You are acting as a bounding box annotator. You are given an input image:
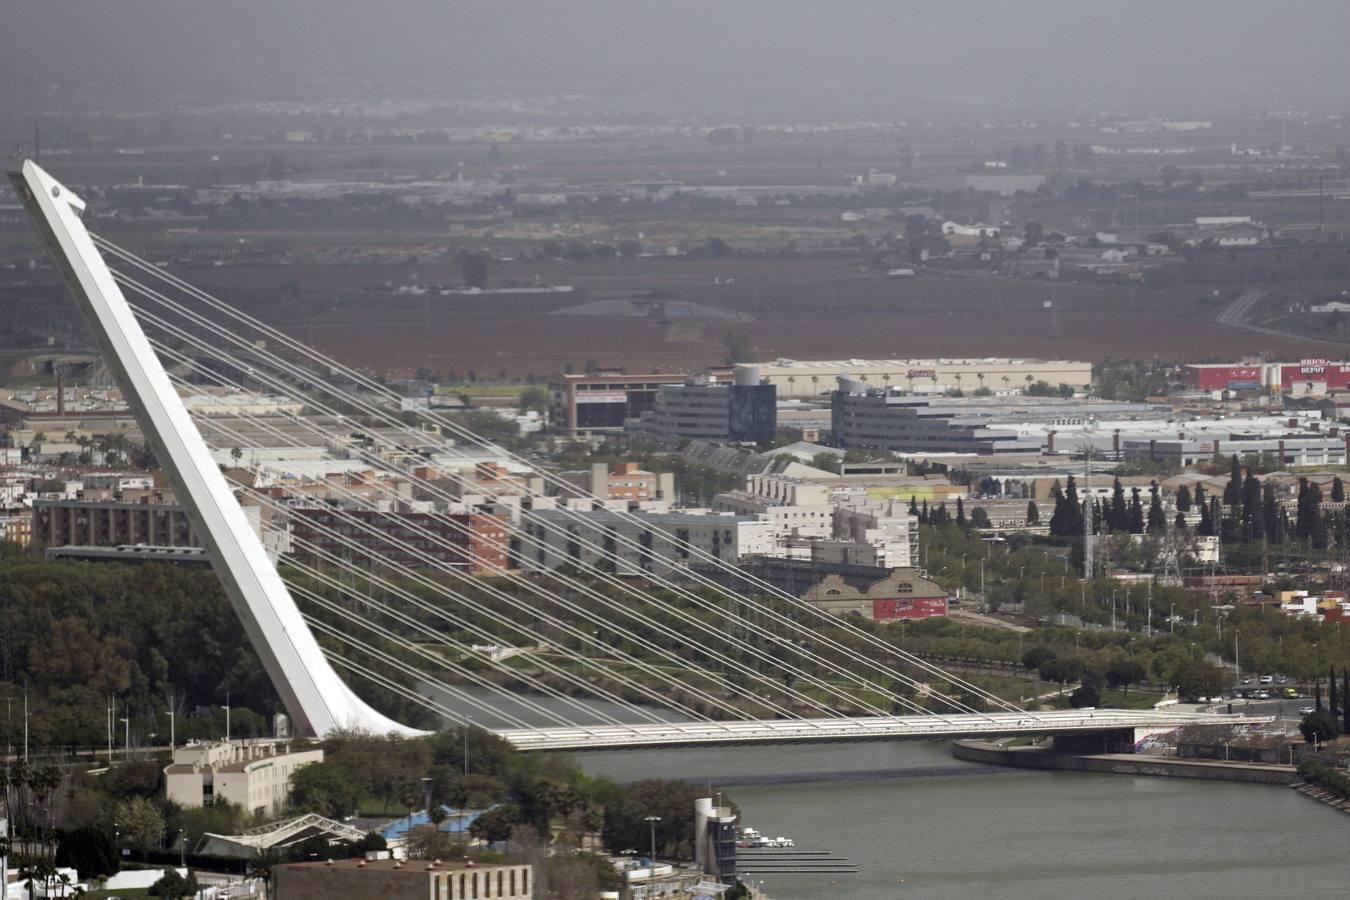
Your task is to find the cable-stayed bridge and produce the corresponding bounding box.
[10,161,1252,749]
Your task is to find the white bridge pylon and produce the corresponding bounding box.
[10,161,419,738]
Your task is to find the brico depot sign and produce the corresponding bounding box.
[907,369,937,378]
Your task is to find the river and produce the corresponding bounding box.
[571,741,1350,900]
[427,686,1350,898]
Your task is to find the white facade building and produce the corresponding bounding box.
[165,740,323,817]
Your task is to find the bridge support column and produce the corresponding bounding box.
[1051,728,1135,755]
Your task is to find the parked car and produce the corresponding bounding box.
[1300,706,1315,715]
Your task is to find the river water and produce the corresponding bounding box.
[571,741,1350,900]
[428,687,1350,898]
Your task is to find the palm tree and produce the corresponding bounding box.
[247,849,280,900]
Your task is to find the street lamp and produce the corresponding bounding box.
[463,715,473,777]
[644,815,662,876]
[119,716,129,760]
[166,708,175,752]
[178,828,186,867]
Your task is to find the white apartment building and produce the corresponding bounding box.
[165,740,323,817]
[832,497,919,568]
[711,474,834,540]
[713,474,919,568]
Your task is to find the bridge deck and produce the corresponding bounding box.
[494,709,1264,751]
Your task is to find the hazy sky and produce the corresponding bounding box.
[5,1,1349,114]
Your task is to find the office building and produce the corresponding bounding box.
[831,389,1040,455]
[626,374,776,447]
[549,371,688,438]
[165,741,323,817]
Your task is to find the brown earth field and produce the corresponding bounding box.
[300,307,1348,380]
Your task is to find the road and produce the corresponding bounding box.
[1216,288,1269,326]
[1215,287,1340,346]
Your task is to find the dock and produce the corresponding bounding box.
[737,849,858,875]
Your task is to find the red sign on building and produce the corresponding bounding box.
[873,596,948,620]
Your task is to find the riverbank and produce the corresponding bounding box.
[952,739,1298,785]
[1293,780,1350,815]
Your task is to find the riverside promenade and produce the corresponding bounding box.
[953,739,1299,785]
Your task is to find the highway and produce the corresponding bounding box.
[1216,288,1269,326]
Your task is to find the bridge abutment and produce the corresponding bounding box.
[1051,728,1136,755]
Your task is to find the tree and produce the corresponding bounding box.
[1026,500,1039,525]
[1175,485,1192,513]
[1343,667,1350,735]
[115,796,165,851]
[462,252,489,289]
[267,153,287,180]
[1300,710,1341,745]
[1331,665,1341,718]
[1223,455,1242,507]
[1174,660,1225,702]
[149,868,201,898]
[1069,671,1103,708]
[517,385,547,414]
[56,826,119,879]
[1263,482,1281,544]
[1039,657,1084,695]
[601,779,703,861]
[1108,478,1127,532]
[1106,659,1147,700]
[247,849,281,900]
[955,497,967,528]
[470,804,521,846]
[1147,487,1167,535]
[289,761,363,818]
[722,332,751,364]
[230,445,243,466]
[1022,221,1044,247]
[1335,477,1346,503]
[1128,487,1145,534]
[1022,646,1056,672]
[969,507,992,529]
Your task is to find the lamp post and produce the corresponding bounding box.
[119,716,129,761]
[644,815,661,877]
[463,716,472,777]
[166,708,175,752]
[178,828,186,867]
